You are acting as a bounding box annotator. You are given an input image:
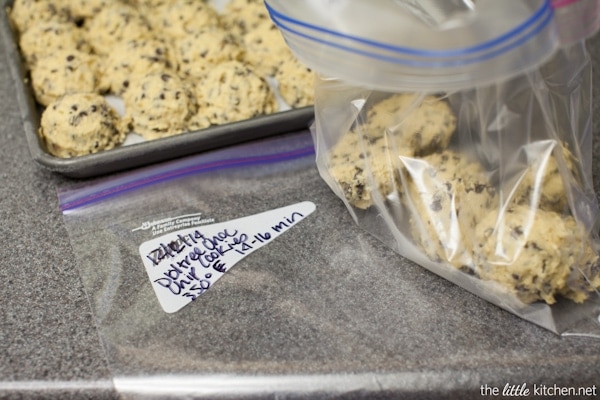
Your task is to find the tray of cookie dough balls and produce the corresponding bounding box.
[0,0,315,178]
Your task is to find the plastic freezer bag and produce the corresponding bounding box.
[267,0,600,335]
[57,131,330,377]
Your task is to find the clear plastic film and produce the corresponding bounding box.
[265,0,558,91]
[267,0,600,335]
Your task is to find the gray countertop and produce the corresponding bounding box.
[2,23,600,400]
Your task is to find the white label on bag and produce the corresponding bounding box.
[138,201,316,313]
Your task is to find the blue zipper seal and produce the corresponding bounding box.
[265,0,554,68]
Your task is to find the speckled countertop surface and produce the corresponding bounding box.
[2,18,600,400]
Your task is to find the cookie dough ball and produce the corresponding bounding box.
[9,0,70,33]
[511,141,578,213]
[404,149,497,270]
[83,3,154,56]
[30,49,102,106]
[173,26,244,80]
[100,37,178,95]
[123,72,196,140]
[219,0,271,38]
[18,20,90,69]
[363,93,457,156]
[39,92,125,158]
[275,52,315,108]
[474,205,599,304]
[557,240,600,303]
[194,61,277,125]
[146,0,219,40]
[327,94,457,209]
[242,21,290,77]
[327,129,401,210]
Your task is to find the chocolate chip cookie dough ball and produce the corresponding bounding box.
[100,37,178,95]
[30,49,102,106]
[122,72,196,140]
[242,21,290,77]
[327,128,401,210]
[473,204,599,304]
[219,0,271,38]
[362,93,457,156]
[146,0,219,40]
[327,94,457,210]
[18,20,90,69]
[83,3,154,56]
[39,92,125,158]
[275,52,315,108]
[557,239,600,303]
[193,61,277,126]
[404,149,497,270]
[173,26,245,81]
[510,141,579,213]
[9,0,70,33]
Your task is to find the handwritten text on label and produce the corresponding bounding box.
[138,201,316,313]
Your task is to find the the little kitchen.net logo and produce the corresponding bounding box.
[480,383,597,398]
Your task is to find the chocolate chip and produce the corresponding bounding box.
[459,265,477,276]
[430,196,443,212]
[511,226,524,239]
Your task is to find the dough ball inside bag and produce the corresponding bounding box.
[363,93,457,156]
[474,204,600,305]
[509,140,579,213]
[327,128,402,210]
[402,149,497,271]
[327,93,457,210]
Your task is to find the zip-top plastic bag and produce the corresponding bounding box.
[266,0,600,335]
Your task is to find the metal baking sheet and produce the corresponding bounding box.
[0,0,314,178]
